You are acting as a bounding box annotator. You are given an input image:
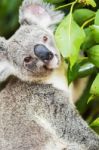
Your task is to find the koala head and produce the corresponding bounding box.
[0,0,64,83]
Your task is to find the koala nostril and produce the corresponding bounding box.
[47,51,53,60]
[34,44,53,62]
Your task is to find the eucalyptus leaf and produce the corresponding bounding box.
[78,62,96,78]
[82,27,96,50]
[90,73,99,96]
[90,118,99,127]
[73,9,95,26]
[85,0,96,7]
[95,10,99,25]
[88,45,99,67]
[91,25,99,43]
[67,62,80,84]
[67,59,96,84]
[78,0,96,7]
[55,13,85,68]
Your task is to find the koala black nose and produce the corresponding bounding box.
[34,44,53,62]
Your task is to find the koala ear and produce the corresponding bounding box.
[19,0,64,28]
[0,37,14,82]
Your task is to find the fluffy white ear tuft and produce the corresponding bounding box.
[19,0,64,28]
[0,61,15,83]
[0,37,14,82]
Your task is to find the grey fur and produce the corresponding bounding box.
[0,79,99,150]
[0,0,99,149]
[19,0,64,28]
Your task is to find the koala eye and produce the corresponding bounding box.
[43,36,48,42]
[24,56,33,63]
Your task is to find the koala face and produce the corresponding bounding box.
[0,0,64,82]
[7,25,60,81]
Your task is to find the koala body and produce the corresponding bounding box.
[1,77,99,150]
[0,0,99,150]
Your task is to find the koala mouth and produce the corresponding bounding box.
[23,56,55,73]
[43,54,60,70]
[43,65,53,71]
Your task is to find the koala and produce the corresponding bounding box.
[0,0,99,150]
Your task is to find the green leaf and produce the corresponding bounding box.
[67,62,80,84]
[82,25,99,50]
[85,0,96,7]
[73,9,95,26]
[87,45,99,67]
[67,59,96,84]
[90,74,99,96]
[82,27,96,50]
[87,94,95,103]
[90,118,99,127]
[55,13,85,68]
[91,25,99,44]
[78,0,96,7]
[95,10,99,25]
[78,62,96,78]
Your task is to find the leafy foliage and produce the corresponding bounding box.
[0,0,22,38]
[51,0,99,132]
[55,13,85,68]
